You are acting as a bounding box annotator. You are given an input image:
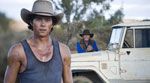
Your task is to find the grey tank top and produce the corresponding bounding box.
[18,40,63,83]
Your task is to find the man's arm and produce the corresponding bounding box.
[76,42,86,53]
[59,43,73,83]
[93,40,99,51]
[4,44,22,83]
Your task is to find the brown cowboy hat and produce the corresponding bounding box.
[21,0,64,25]
[80,29,94,38]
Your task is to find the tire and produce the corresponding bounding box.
[73,76,93,83]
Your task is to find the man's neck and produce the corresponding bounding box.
[84,40,89,45]
[32,35,52,46]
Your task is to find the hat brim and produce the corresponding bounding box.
[21,8,64,25]
[80,34,94,38]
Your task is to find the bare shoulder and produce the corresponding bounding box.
[8,43,23,64]
[59,42,71,57]
[59,42,71,65]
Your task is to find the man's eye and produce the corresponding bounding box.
[45,18,51,21]
[35,17,42,20]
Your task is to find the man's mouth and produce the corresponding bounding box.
[39,29,47,31]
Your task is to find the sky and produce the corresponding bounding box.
[0,0,150,21]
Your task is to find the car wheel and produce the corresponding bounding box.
[73,76,93,83]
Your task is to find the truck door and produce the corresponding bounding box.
[119,27,150,80]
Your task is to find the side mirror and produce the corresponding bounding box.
[108,43,120,51]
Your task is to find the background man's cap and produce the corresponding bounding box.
[80,29,94,38]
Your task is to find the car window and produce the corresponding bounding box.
[122,29,134,48]
[135,29,150,48]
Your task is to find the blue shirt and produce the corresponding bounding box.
[76,40,99,53]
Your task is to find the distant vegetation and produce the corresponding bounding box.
[0,0,124,82]
[0,11,32,82]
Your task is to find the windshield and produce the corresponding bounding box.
[110,27,124,44]
[108,27,125,50]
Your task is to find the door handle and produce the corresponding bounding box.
[126,51,131,55]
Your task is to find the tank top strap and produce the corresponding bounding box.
[52,39,60,53]
[52,39,62,63]
[21,40,33,60]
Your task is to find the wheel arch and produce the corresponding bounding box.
[72,66,110,83]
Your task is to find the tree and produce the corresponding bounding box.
[108,8,124,25]
[0,12,11,32]
[52,0,113,45]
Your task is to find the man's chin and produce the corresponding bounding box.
[38,34,49,37]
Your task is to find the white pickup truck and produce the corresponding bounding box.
[71,21,150,83]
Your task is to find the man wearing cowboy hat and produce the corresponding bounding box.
[76,29,99,53]
[4,0,73,83]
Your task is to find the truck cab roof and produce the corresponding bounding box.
[112,21,150,28]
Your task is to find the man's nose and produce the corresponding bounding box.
[41,19,46,26]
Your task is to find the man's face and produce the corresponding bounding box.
[83,34,90,41]
[32,15,53,37]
